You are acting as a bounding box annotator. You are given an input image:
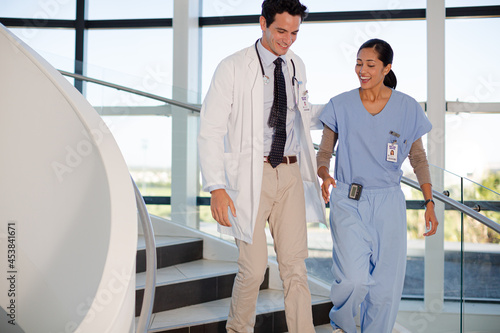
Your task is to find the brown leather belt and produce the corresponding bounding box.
[264,156,297,164]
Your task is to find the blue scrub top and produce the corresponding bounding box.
[320,88,432,189]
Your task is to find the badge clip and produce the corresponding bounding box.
[389,130,400,138]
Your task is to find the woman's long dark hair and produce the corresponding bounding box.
[358,39,397,89]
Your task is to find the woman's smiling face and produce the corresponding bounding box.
[356,47,391,89]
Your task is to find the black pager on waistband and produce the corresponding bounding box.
[348,183,363,201]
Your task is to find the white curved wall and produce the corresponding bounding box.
[0,24,137,333]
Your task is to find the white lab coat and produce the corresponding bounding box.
[198,44,326,243]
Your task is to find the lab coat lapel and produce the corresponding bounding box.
[245,46,265,228]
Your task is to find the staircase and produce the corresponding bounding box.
[135,217,332,332]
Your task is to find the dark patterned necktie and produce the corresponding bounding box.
[268,57,287,168]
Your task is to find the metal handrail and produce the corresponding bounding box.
[59,70,201,113]
[401,176,500,234]
[132,178,157,333]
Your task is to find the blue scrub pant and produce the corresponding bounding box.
[329,181,407,333]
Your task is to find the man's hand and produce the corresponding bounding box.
[210,189,236,227]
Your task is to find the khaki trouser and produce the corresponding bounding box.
[226,162,315,333]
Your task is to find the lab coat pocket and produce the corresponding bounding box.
[223,152,239,190]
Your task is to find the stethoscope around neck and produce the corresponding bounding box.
[254,39,297,87]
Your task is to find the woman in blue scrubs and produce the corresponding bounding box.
[316,39,439,333]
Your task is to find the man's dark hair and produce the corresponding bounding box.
[261,0,308,27]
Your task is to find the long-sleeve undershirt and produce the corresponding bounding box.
[316,125,431,186]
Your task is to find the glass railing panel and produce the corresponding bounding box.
[404,162,500,332]
[442,209,462,295]
[463,215,500,300]
[305,219,334,283]
[82,80,175,219]
[302,147,335,283]
[402,160,430,300]
[462,177,500,331]
[462,175,500,229]
[197,203,216,233]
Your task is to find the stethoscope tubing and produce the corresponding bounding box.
[254,39,297,86]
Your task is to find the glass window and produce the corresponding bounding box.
[88,0,173,19]
[293,20,427,104]
[102,115,172,172]
[201,0,427,17]
[1,0,76,19]
[446,0,500,7]
[8,28,75,72]
[305,0,426,12]
[201,25,260,97]
[86,28,173,105]
[446,18,500,103]
[202,19,426,106]
[202,20,426,104]
[102,114,173,221]
[445,113,500,181]
[202,1,261,17]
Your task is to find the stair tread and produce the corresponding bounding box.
[136,258,237,289]
[310,324,336,333]
[309,323,404,333]
[137,235,201,251]
[146,289,330,331]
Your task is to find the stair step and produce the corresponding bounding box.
[146,289,331,333]
[308,323,406,333]
[136,258,237,288]
[135,258,269,316]
[136,235,203,273]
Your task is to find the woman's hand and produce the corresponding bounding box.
[420,184,439,236]
[321,176,336,204]
[318,166,336,204]
[423,201,439,236]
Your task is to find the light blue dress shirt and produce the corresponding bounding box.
[256,39,300,157]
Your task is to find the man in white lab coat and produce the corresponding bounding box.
[197,1,325,332]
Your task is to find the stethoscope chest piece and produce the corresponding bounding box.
[254,39,295,87]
